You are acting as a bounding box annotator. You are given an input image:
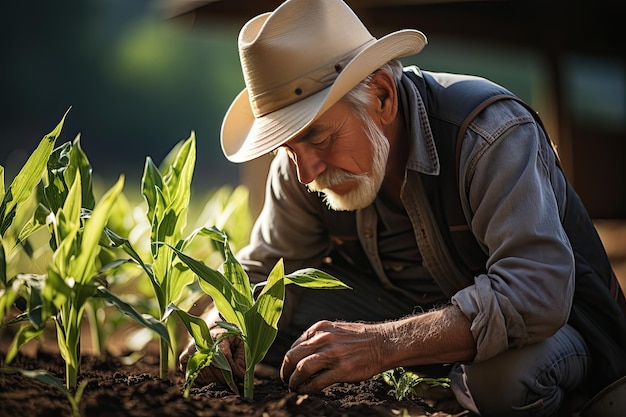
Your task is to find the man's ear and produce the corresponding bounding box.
[368,69,398,125]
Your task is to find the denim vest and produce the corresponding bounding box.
[319,67,626,394]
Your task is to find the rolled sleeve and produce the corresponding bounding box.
[452,101,575,362]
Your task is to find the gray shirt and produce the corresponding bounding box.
[236,68,575,363]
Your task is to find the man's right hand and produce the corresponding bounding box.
[178,328,247,387]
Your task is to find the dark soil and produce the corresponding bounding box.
[0,347,470,417]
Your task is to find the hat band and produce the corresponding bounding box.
[249,40,376,117]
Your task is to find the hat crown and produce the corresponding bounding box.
[238,0,375,116]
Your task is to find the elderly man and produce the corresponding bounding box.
[180,0,626,415]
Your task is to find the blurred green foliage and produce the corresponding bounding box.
[0,0,243,193]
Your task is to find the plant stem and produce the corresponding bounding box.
[159,337,169,379]
[86,303,102,356]
[243,364,254,399]
[66,357,78,389]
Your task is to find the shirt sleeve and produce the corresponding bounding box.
[451,100,575,362]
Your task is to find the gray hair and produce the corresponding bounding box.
[342,59,404,119]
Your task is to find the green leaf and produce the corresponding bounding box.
[244,261,285,366]
[162,134,195,236]
[12,273,51,329]
[68,136,95,210]
[96,286,170,346]
[182,350,212,396]
[44,141,73,213]
[1,367,86,417]
[16,368,68,392]
[168,245,247,329]
[167,260,196,306]
[221,239,254,304]
[0,166,5,204]
[164,303,215,351]
[49,175,82,280]
[0,236,6,287]
[141,157,164,230]
[101,227,165,310]
[71,176,124,285]
[53,316,77,370]
[4,324,44,364]
[42,269,71,314]
[165,303,239,397]
[0,108,69,234]
[182,348,237,397]
[285,268,351,289]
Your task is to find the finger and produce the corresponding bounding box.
[231,338,247,377]
[289,323,329,348]
[207,366,227,386]
[281,333,318,381]
[293,368,339,394]
[286,352,327,391]
[194,365,223,386]
[220,338,246,379]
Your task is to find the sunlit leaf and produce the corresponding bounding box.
[164,303,214,351]
[0,108,69,234]
[70,176,124,285]
[0,236,6,287]
[168,246,245,328]
[244,261,285,366]
[141,157,164,226]
[285,268,352,289]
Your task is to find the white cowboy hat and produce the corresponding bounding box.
[220,0,427,163]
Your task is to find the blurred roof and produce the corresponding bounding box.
[159,0,622,57]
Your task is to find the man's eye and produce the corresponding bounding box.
[311,136,332,149]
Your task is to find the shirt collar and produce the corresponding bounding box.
[398,70,440,176]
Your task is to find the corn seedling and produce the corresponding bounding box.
[0,110,70,329]
[164,226,351,399]
[102,133,211,378]
[2,114,170,390]
[375,367,450,401]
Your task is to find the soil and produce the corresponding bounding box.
[0,346,471,417]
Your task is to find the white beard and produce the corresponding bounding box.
[307,115,389,211]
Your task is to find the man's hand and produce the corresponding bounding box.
[279,320,387,393]
[279,307,477,394]
[178,328,247,386]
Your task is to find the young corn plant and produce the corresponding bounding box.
[164,226,351,399]
[102,133,207,378]
[0,110,69,330]
[2,115,170,390]
[375,367,451,401]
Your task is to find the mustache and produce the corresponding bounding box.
[307,168,364,191]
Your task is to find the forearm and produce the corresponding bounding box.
[379,305,476,370]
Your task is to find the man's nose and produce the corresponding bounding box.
[294,150,326,185]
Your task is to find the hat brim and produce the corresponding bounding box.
[221,29,426,163]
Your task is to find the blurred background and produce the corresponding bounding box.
[1,0,624,268]
[1,0,243,198]
[2,0,624,215]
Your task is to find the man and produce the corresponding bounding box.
[180,0,626,415]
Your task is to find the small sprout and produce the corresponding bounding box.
[375,367,450,401]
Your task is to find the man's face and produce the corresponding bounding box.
[282,100,390,211]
